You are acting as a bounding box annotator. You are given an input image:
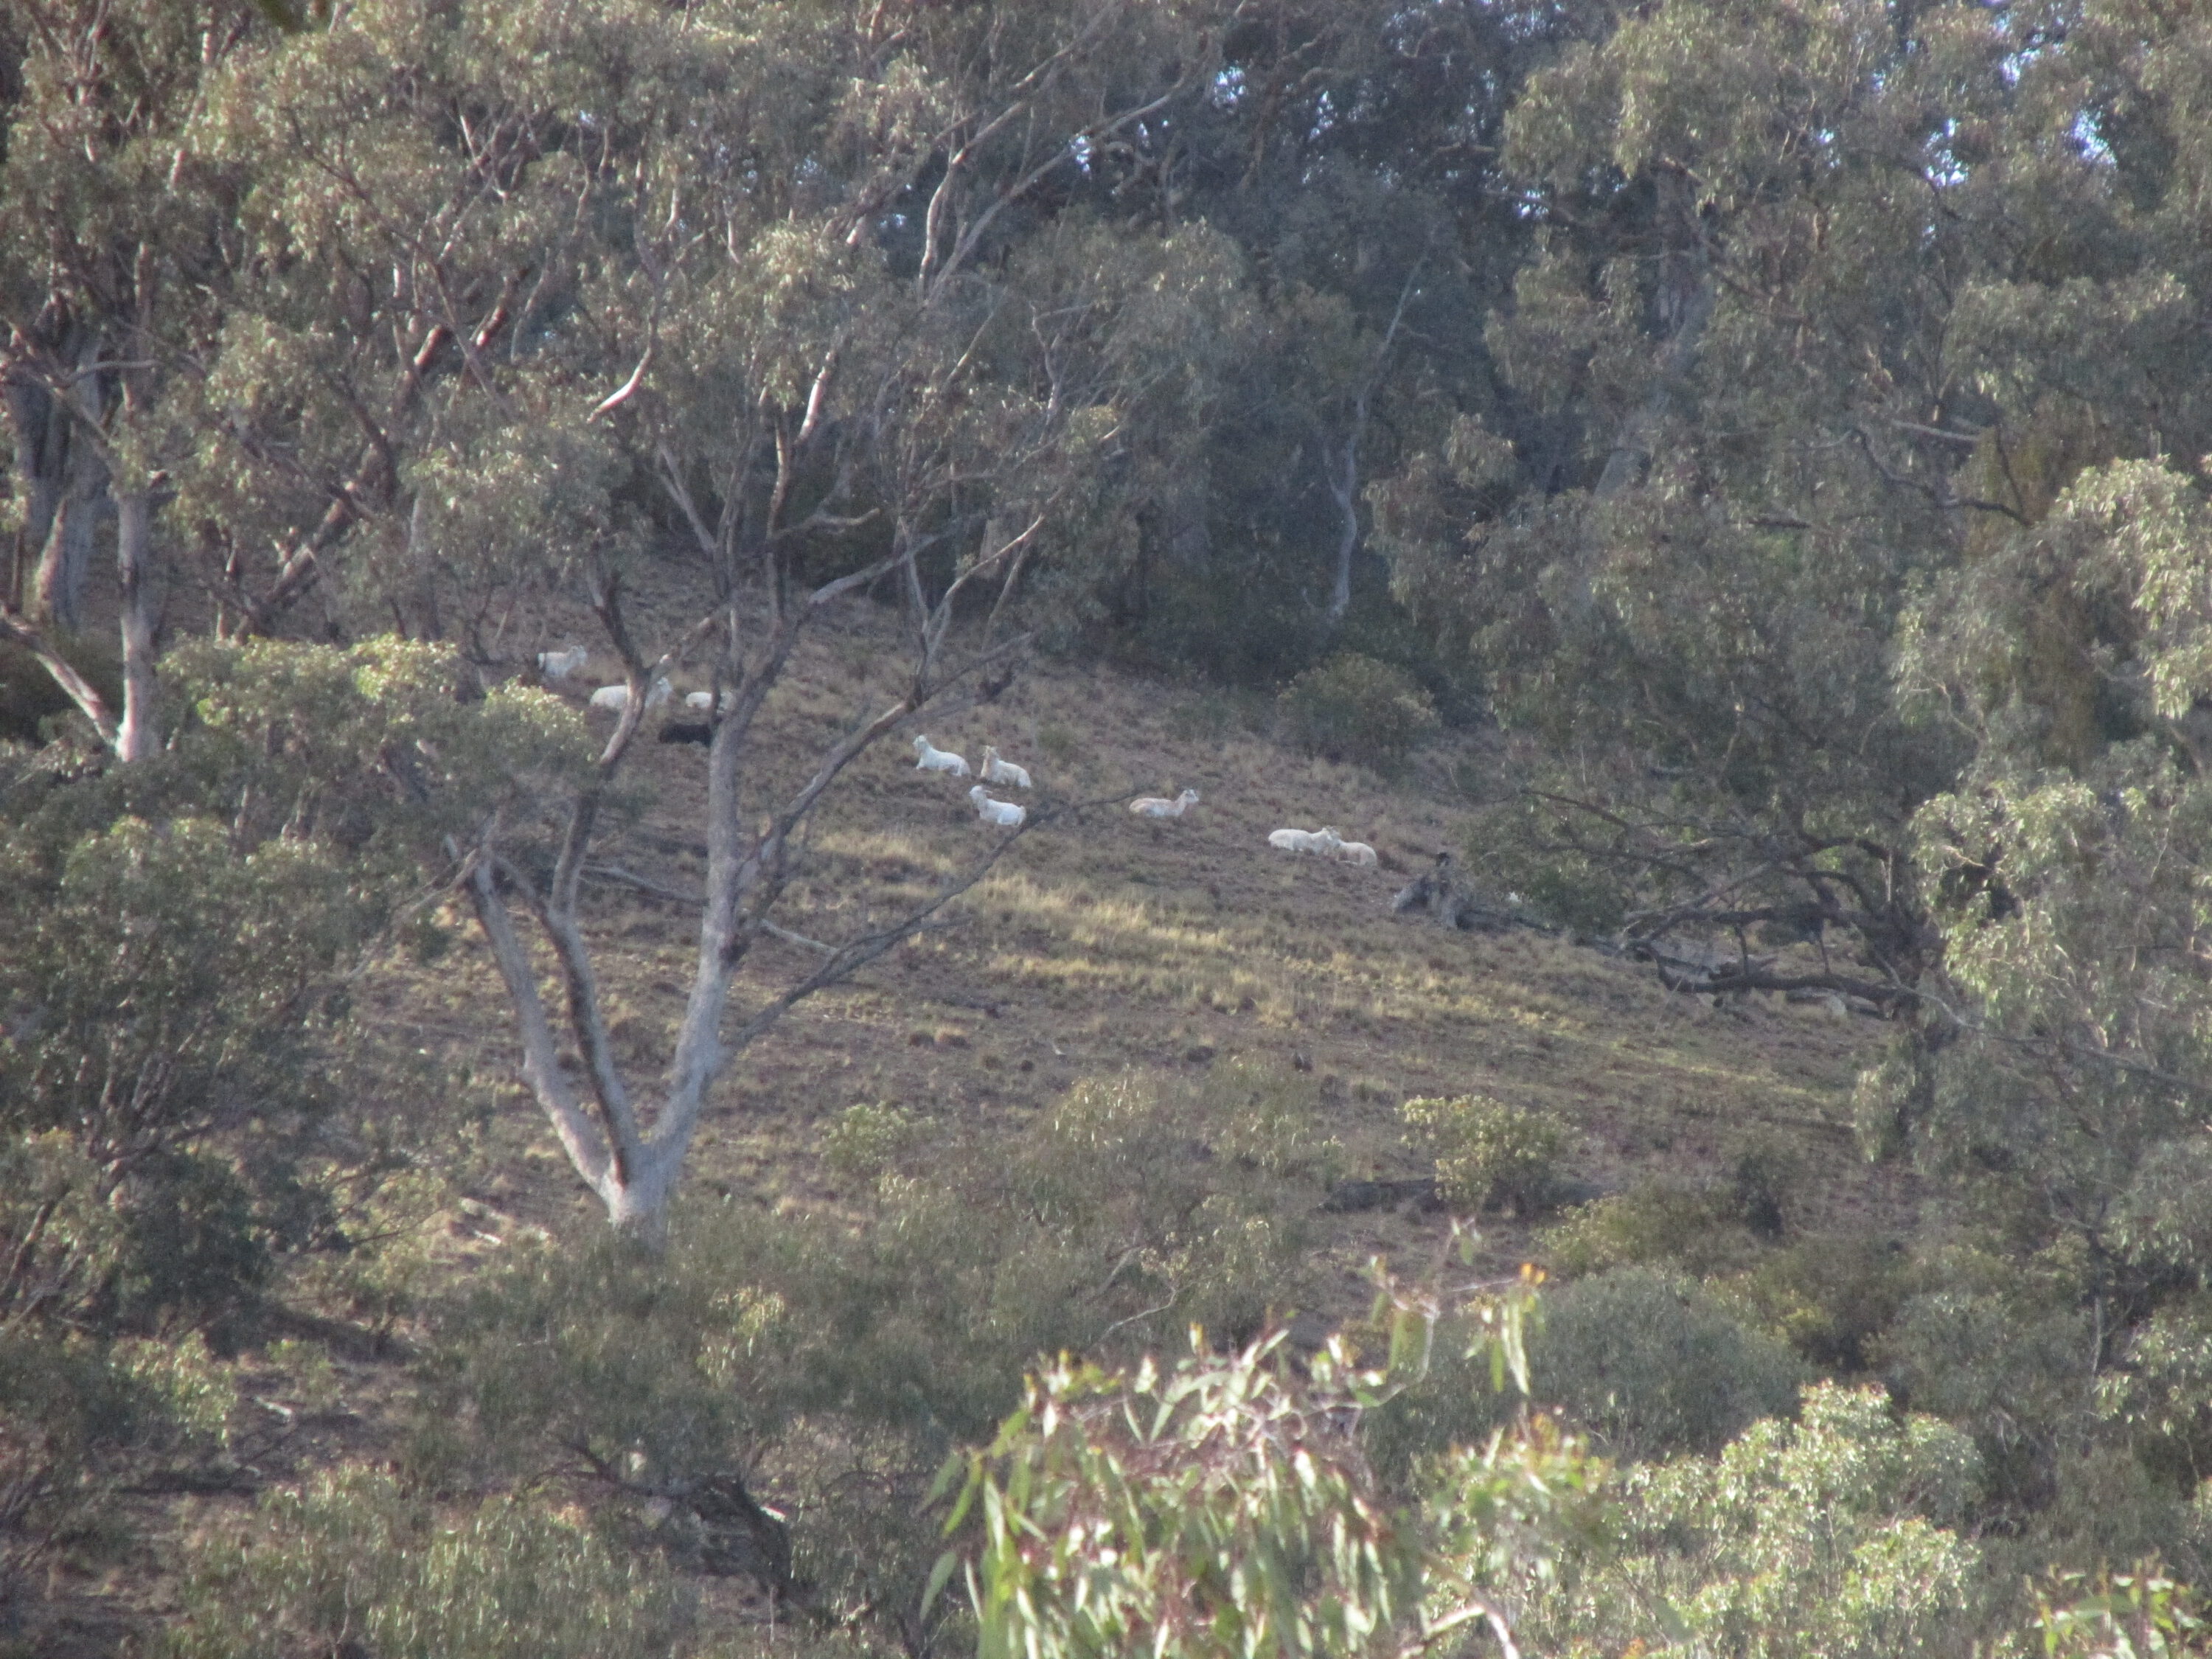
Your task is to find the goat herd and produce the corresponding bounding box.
[908,734,1382,868]
[540,646,1389,870]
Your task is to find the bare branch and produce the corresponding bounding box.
[0,610,118,745]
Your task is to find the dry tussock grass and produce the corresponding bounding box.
[383,588,1907,1312]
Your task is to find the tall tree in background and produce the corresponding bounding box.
[0,0,253,759]
[1373,0,2014,992]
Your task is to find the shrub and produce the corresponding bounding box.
[167,1467,689,1659]
[1539,1181,1756,1279]
[1727,1130,1807,1239]
[1402,1094,1571,1217]
[420,1064,1333,1648]
[1276,653,1438,766]
[1523,1383,1984,1659]
[2038,1562,2211,1659]
[1717,1234,1910,1371]
[944,1284,1597,1659]
[0,1326,236,1610]
[1530,1265,1806,1459]
[821,1102,928,1191]
[1872,1253,2096,1510]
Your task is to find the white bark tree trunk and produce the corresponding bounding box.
[114,490,158,763]
[1321,259,1421,632]
[465,521,1040,1241]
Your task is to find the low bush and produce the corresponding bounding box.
[167,1467,689,1659]
[1871,1248,2097,1512]
[1727,1130,1807,1239]
[1529,1265,1806,1459]
[1523,1383,1985,1659]
[0,1326,235,1613]
[1277,653,1438,767]
[1402,1094,1571,1216]
[418,1063,1335,1647]
[1717,1234,1910,1371]
[1539,1181,1756,1279]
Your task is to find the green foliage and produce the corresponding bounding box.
[945,1338,1426,1659]
[1277,653,1439,767]
[2037,1560,2212,1659]
[939,1277,1599,1659]
[1530,1267,1806,1461]
[1727,1132,1806,1241]
[0,638,576,1337]
[1540,1181,1761,1280]
[2101,1297,2212,1492]
[1717,1236,1910,1374]
[1402,1094,1571,1217]
[167,1467,689,1659]
[0,1326,236,1606]
[821,1102,928,1192]
[422,1064,1334,1635]
[1525,1383,1985,1659]
[1872,1249,2098,1513]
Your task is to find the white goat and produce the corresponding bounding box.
[537,645,589,680]
[1267,826,1343,856]
[1130,788,1200,819]
[684,689,736,714]
[1330,836,1380,868]
[588,677,672,712]
[914,736,973,778]
[981,745,1032,789]
[969,785,1026,827]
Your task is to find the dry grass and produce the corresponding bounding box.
[38,581,1919,1655]
[395,591,1905,1303]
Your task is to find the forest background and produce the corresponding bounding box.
[9,0,2212,1654]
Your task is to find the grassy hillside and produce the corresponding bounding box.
[394,591,1901,1284]
[55,597,1916,1655]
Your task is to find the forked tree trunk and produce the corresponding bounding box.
[465,526,1038,1241]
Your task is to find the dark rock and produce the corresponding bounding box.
[1321,1176,1440,1214]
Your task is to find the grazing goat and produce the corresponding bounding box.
[537,646,589,680]
[981,745,1032,789]
[588,677,672,712]
[969,785,1026,827]
[1268,826,1342,855]
[914,736,972,778]
[1130,788,1200,819]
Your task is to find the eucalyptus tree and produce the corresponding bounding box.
[1370,0,2025,995]
[431,0,1234,1236]
[1860,10,2212,1511]
[1113,0,1590,672]
[0,0,254,759]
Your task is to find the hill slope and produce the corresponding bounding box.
[408,597,1905,1291]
